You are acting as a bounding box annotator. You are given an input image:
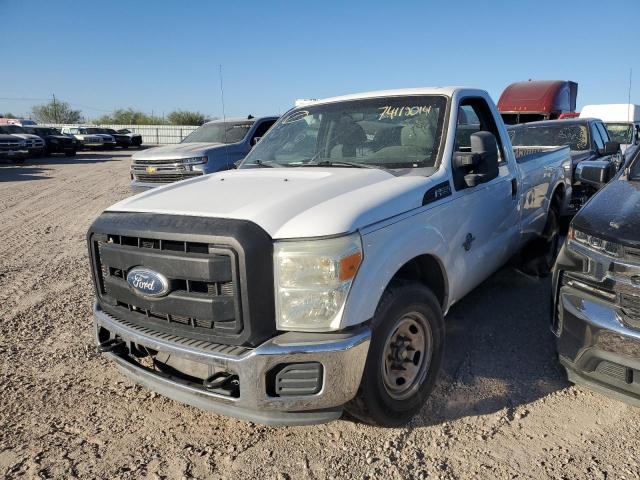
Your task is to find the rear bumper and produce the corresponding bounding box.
[94,303,371,425]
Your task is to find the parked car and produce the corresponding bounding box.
[580,104,640,166]
[87,87,571,426]
[60,127,104,149]
[23,126,78,156]
[78,127,119,149]
[0,118,37,126]
[116,128,143,147]
[499,80,578,125]
[508,118,621,213]
[88,128,133,148]
[0,124,46,157]
[552,152,640,406]
[0,134,28,163]
[129,115,278,190]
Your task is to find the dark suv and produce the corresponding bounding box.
[23,126,78,156]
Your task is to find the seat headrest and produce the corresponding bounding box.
[401,124,431,149]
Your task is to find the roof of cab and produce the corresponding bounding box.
[507,118,599,129]
[204,116,279,125]
[308,86,475,107]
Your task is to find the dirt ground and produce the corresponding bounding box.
[1,151,639,480]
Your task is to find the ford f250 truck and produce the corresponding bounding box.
[88,87,571,426]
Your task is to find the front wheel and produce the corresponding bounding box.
[345,282,445,426]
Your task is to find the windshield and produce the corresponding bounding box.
[182,122,252,144]
[83,128,105,134]
[605,123,633,144]
[509,123,589,151]
[0,125,26,134]
[118,129,131,134]
[241,95,448,170]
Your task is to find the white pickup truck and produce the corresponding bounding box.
[88,87,571,426]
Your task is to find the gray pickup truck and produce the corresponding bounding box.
[129,116,278,191]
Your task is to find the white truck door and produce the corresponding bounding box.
[446,100,520,301]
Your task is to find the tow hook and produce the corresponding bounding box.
[97,338,127,354]
[203,372,240,397]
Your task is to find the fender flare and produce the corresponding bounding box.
[339,224,450,329]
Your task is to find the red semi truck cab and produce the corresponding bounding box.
[498,80,578,125]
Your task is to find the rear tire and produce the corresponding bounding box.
[345,282,445,426]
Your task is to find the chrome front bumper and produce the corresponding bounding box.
[93,303,371,425]
[556,288,640,406]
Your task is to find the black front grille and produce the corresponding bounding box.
[95,234,242,337]
[133,172,202,183]
[88,212,275,346]
[133,158,185,165]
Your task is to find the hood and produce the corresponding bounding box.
[0,134,21,142]
[106,168,433,238]
[9,133,42,141]
[132,142,224,161]
[572,176,640,248]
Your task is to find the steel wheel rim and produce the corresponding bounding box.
[381,311,433,400]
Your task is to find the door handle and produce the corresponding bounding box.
[511,178,518,198]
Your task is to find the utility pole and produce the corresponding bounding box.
[52,93,58,123]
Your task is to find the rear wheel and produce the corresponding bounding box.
[345,282,445,426]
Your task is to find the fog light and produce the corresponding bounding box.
[268,362,323,397]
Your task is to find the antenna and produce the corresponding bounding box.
[219,64,231,169]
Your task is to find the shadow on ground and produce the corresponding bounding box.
[410,267,568,427]
[0,153,121,182]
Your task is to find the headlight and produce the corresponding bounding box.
[274,233,363,331]
[568,226,621,257]
[181,156,208,165]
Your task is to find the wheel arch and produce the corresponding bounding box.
[387,254,449,310]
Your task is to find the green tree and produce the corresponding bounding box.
[94,108,167,125]
[32,100,81,123]
[167,110,206,126]
[0,112,15,118]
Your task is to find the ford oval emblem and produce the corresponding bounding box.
[126,267,170,298]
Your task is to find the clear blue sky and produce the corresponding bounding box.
[1,0,639,120]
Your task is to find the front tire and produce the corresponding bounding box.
[345,282,445,426]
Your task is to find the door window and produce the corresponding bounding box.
[595,122,610,144]
[452,98,506,190]
[252,119,276,142]
[591,123,605,151]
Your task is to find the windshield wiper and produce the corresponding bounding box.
[245,160,284,168]
[302,160,374,169]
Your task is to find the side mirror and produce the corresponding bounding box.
[600,141,620,156]
[251,136,262,146]
[453,131,499,187]
[576,160,615,189]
